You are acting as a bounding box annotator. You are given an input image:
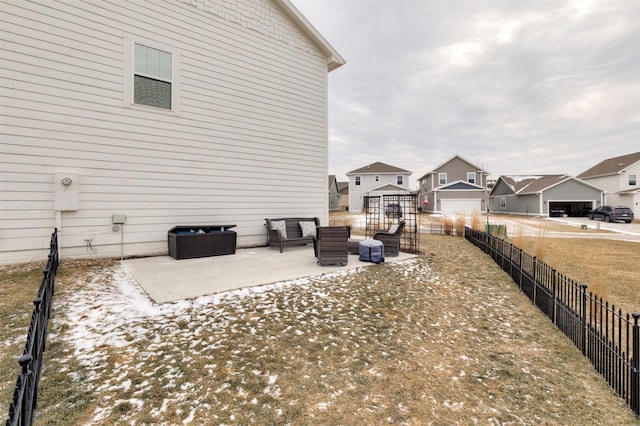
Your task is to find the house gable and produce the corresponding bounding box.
[440,181,485,191]
[369,183,408,192]
[490,177,516,196]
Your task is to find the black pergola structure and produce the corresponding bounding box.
[363,194,418,254]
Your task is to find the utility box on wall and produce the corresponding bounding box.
[54,172,79,211]
[112,214,127,224]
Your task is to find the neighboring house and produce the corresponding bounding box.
[337,181,349,211]
[489,175,604,217]
[577,152,640,218]
[0,0,344,263]
[328,175,340,212]
[417,155,488,216]
[346,162,412,212]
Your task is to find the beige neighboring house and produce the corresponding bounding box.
[0,0,344,263]
[337,181,349,211]
[577,152,640,218]
[346,162,412,212]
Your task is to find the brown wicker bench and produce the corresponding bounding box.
[265,217,320,253]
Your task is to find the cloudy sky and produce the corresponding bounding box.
[291,0,639,186]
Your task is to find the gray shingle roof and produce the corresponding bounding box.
[347,162,411,175]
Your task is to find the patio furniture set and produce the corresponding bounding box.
[267,218,406,266]
[167,219,405,266]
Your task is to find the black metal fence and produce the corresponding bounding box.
[464,226,639,418]
[6,229,59,426]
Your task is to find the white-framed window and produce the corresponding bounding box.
[500,197,506,209]
[134,44,172,109]
[397,175,403,185]
[630,175,637,186]
[439,173,447,185]
[467,172,475,184]
[124,37,180,112]
[355,176,361,186]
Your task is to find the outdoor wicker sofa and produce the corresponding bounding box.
[373,221,405,256]
[315,226,349,266]
[265,217,320,253]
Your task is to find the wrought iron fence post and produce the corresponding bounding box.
[518,248,522,289]
[551,268,557,324]
[581,284,588,356]
[631,312,639,416]
[532,256,537,305]
[18,354,34,426]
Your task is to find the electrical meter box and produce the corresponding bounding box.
[112,214,127,224]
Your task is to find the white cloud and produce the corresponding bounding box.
[293,0,640,181]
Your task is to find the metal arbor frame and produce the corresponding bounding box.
[363,194,418,254]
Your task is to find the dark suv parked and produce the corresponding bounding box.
[385,203,403,218]
[587,206,634,223]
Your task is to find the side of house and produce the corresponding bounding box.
[489,175,604,216]
[328,175,340,211]
[337,181,349,211]
[577,152,640,217]
[0,0,344,263]
[345,162,412,212]
[417,155,488,215]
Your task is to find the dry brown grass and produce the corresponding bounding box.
[2,239,639,425]
[454,211,466,236]
[470,209,482,231]
[0,263,44,409]
[507,237,640,316]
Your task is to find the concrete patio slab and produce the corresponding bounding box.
[124,245,417,303]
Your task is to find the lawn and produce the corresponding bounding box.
[2,236,638,425]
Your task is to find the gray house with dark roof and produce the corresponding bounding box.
[489,175,604,217]
[328,175,340,211]
[417,155,488,216]
[346,162,412,212]
[577,152,640,218]
[337,181,349,211]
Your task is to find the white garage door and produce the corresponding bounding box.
[441,199,481,216]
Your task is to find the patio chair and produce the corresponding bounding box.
[315,226,349,266]
[374,221,405,256]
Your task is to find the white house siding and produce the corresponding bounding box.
[0,0,336,263]
[348,174,410,212]
[440,199,481,217]
[581,166,639,212]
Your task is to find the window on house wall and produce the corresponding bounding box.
[467,172,475,184]
[500,197,506,209]
[397,176,403,185]
[439,173,447,185]
[630,175,637,186]
[134,43,172,109]
[355,176,361,186]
